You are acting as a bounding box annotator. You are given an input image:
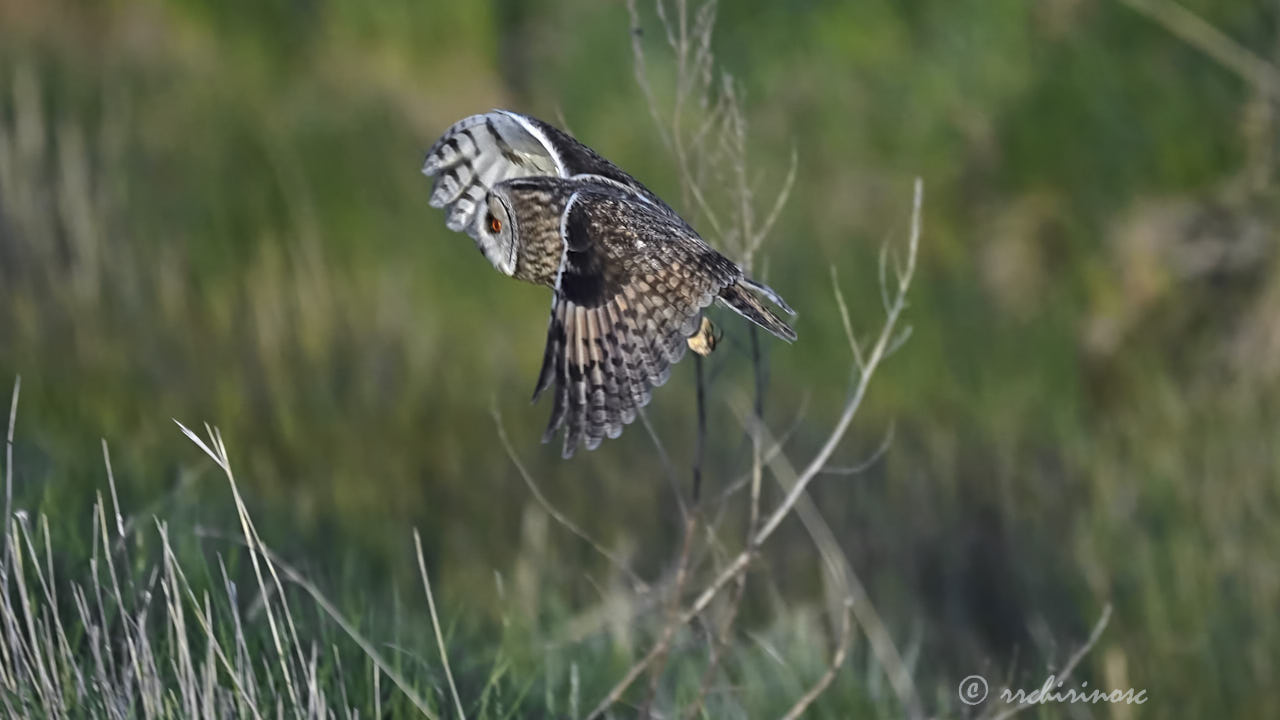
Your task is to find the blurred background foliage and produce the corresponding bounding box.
[1,0,1278,716]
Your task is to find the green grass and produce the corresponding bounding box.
[0,408,938,718]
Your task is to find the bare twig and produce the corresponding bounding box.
[754,178,922,547]
[706,332,770,704]
[631,0,730,240]
[685,330,767,718]
[682,534,748,720]
[709,395,810,509]
[492,406,648,593]
[639,409,689,522]
[831,267,865,372]
[415,530,466,720]
[819,423,894,476]
[780,600,854,720]
[739,408,924,720]
[588,179,925,719]
[751,146,799,259]
[1118,0,1280,97]
[987,604,1113,720]
[587,619,680,720]
[639,510,701,718]
[692,354,708,504]
[607,3,924,717]
[625,0,673,151]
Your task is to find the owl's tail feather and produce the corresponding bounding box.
[718,281,798,342]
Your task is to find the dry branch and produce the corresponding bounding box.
[780,600,854,720]
[986,604,1114,720]
[585,177,925,720]
[493,406,650,593]
[754,178,922,548]
[1119,0,1280,97]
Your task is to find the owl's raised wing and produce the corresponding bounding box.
[532,185,743,458]
[422,110,666,240]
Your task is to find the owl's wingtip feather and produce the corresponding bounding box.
[718,282,798,344]
[740,277,797,316]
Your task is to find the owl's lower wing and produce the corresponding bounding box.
[532,187,742,458]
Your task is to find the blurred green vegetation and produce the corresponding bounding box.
[2,0,1279,716]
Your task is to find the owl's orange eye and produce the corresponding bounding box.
[489,215,503,233]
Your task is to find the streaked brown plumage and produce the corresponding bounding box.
[422,110,796,457]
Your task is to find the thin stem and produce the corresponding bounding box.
[3,376,19,587]
[637,511,700,719]
[1,376,20,691]
[692,353,707,504]
[988,604,1113,720]
[754,178,922,547]
[415,530,466,720]
[780,601,854,720]
[640,409,688,523]
[1118,0,1280,97]
[492,406,648,592]
[587,178,925,720]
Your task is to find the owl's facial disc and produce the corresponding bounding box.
[474,193,517,276]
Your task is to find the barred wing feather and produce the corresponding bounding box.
[532,186,742,458]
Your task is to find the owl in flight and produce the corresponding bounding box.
[422,110,796,458]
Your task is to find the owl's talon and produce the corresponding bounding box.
[687,317,718,357]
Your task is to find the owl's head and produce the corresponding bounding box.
[471,191,518,276]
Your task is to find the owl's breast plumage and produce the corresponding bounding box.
[513,229,562,287]
[505,184,569,287]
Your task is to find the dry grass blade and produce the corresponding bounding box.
[100,439,125,540]
[93,491,149,716]
[156,520,265,719]
[414,529,466,720]
[3,376,20,587]
[175,419,440,718]
[174,419,303,712]
[0,377,20,694]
